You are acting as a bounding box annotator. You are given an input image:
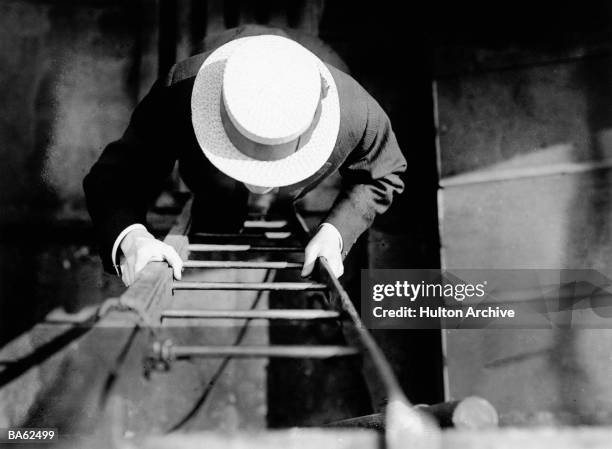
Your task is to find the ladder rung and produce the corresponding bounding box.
[173,281,327,291]
[168,345,359,359]
[183,260,302,269]
[188,244,302,252]
[243,220,288,229]
[161,309,340,320]
[192,232,292,240]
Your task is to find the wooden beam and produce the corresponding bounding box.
[326,397,498,430]
[133,429,379,449]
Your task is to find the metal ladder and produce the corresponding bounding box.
[139,198,440,449]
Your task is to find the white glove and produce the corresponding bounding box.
[119,228,183,286]
[301,223,344,278]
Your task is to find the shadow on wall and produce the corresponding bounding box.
[553,24,612,424]
[0,1,157,221]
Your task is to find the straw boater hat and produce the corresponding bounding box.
[191,35,340,187]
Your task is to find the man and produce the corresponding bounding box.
[84,32,406,286]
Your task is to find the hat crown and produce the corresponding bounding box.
[222,36,321,146]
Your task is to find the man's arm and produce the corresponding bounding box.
[83,73,179,273]
[324,94,407,258]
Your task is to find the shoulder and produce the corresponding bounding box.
[326,64,383,152]
[164,51,213,86]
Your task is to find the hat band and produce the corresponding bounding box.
[220,90,323,162]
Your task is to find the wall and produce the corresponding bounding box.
[0,0,158,362]
[0,0,158,223]
[436,38,612,423]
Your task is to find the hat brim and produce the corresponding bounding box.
[191,35,340,188]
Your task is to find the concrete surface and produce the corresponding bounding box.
[0,0,157,222]
[437,45,612,424]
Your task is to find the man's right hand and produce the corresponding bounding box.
[119,228,183,286]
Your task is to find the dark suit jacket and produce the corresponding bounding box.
[83,40,407,273]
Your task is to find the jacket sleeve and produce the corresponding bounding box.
[323,95,407,258]
[83,73,178,273]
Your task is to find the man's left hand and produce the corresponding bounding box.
[301,224,344,278]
